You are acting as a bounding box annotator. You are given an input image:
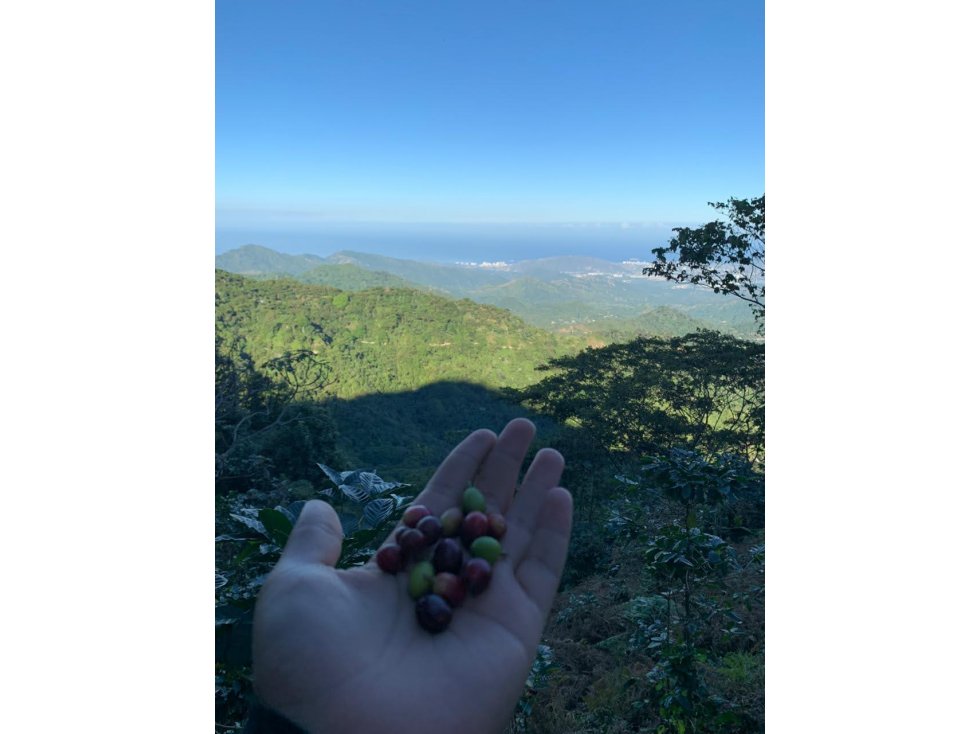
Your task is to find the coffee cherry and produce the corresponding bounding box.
[399,528,427,555]
[461,511,489,545]
[432,572,466,607]
[408,561,435,599]
[440,507,463,537]
[376,543,404,574]
[402,505,431,528]
[470,536,503,565]
[415,594,453,633]
[432,538,464,574]
[463,558,492,596]
[487,512,507,539]
[393,525,407,543]
[416,515,443,544]
[462,486,487,514]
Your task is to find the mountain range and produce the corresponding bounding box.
[216,245,758,339]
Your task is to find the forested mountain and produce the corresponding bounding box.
[294,263,434,292]
[215,269,580,399]
[326,250,512,291]
[217,246,757,338]
[215,244,328,276]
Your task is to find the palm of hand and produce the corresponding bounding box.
[253,420,573,734]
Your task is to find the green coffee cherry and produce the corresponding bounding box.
[469,536,502,565]
[462,486,486,514]
[408,561,435,599]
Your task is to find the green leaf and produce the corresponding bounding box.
[215,604,247,626]
[362,497,394,527]
[230,513,268,538]
[337,511,360,536]
[279,501,307,525]
[259,508,293,546]
[233,539,261,564]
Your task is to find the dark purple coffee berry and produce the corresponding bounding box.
[402,505,431,528]
[461,511,489,545]
[375,543,404,574]
[463,557,492,596]
[416,515,443,544]
[393,525,407,543]
[398,527,426,554]
[432,538,463,574]
[415,594,453,633]
[432,572,466,607]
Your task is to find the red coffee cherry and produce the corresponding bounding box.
[487,512,507,539]
[402,505,431,528]
[461,511,489,545]
[432,572,466,608]
[375,543,404,574]
[398,528,427,554]
[463,557,492,596]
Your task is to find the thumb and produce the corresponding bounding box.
[280,499,344,567]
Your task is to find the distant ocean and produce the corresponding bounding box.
[214,222,685,263]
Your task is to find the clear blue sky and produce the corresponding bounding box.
[216,0,763,259]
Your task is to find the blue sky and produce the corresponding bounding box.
[216,0,763,259]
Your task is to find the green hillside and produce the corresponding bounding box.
[220,246,756,338]
[295,263,436,292]
[326,250,510,292]
[216,244,327,276]
[215,270,582,399]
[562,305,717,341]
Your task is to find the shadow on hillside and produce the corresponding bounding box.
[325,380,565,487]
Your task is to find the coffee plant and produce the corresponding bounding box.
[215,465,411,729]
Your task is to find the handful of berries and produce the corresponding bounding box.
[374,485,507,633]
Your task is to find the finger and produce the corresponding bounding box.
[473,418,536,513]
[514,487,573,618]
[502,448,565,562]
[280,500,344,567]
[410,428,496,516]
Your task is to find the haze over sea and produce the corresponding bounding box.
[215,221,682,264]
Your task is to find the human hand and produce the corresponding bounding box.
[251,418,573,734]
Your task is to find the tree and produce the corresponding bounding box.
[520,331,764,464]
[645,196,765,331]
[215,336,341,492]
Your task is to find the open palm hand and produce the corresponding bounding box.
[252,419,573,734]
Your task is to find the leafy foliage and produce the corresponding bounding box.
[215,334,345,493]
[315,463,412,567]
[215,466,412,728]
[216,269,579,399]
[521,331,764,466]
[637,450,763,733]
[645,195,765,331]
